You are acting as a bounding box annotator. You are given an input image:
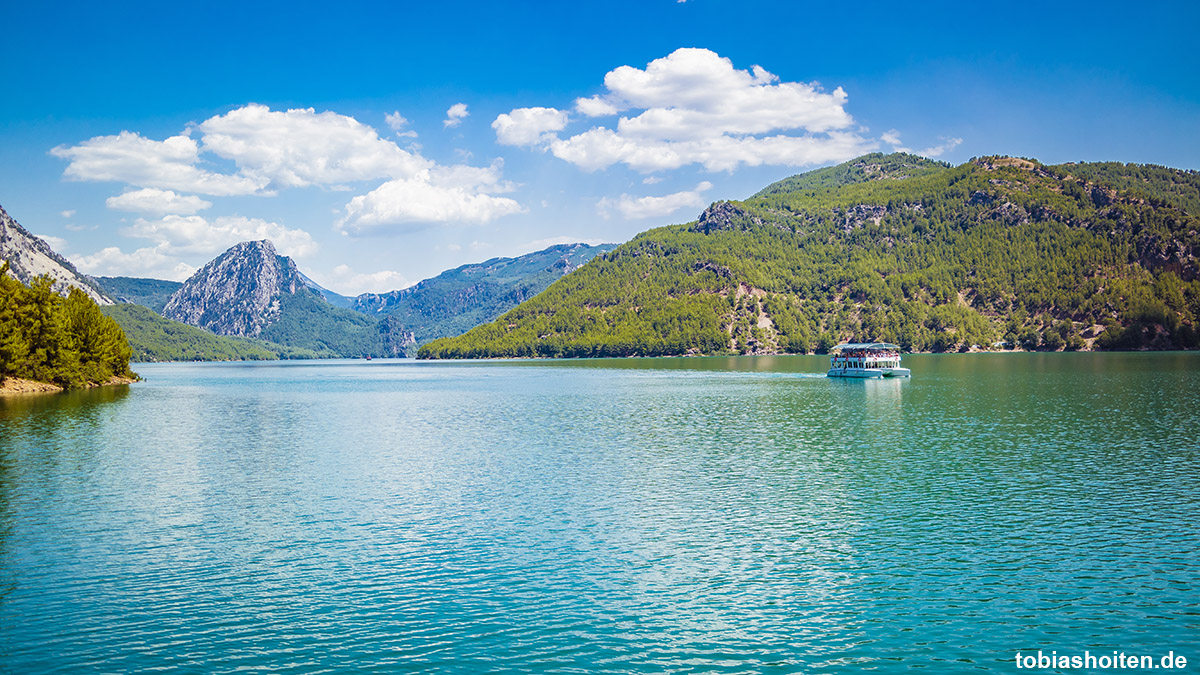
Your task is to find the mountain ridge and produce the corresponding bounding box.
[162,240,386,357]
[128,240,616,359]
[420,153,1200,359]
[0,203,112,305]
[356,242,616,355]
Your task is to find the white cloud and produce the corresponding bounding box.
[199,104,429,189]
[122,214,318,258]
[575,95,619,117]
[384,111,418,138]
[385,111,409,130]
[73,212,317,281]
[554,128,870,173]
[51,131,266,196]
[918,137,963,158]
[60,210,76,218]
[338,160,526,234]
[71,245,197,281]
[324,264,411,295]
[55,104,527,246]
[881,129,908,152]
[492,107,569,146]
[501,48,875,173]
[597,181,713,220]
[444,103,470,128]
[37,234,69,252]
[106,188,213,215]
[882,129,962,158]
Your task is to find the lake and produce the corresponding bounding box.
[1,353,1197,673]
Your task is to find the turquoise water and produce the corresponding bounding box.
[1,353,1197,673]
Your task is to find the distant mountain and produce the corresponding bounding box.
[98,239,618,360]
[354,243,616,355]
[163,240,387,357]
[0,203,112,304]
[101,304,320,362]
[750,152,950,197]
[95,276,182,313]
[421,153,1200,359]
[299,271,354,309]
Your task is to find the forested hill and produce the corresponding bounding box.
[419,154,1200,359]
[355,242,616,356]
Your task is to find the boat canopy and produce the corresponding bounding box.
[831,342,901,352]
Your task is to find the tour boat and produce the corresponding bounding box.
[827,342,911,378]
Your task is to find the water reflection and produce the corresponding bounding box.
[0,355,1197,673]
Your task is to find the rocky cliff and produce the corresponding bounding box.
[161,240,386,357]
[163,240,307,336]
[0,203,112,304]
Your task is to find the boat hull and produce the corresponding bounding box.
[827,367,911,379]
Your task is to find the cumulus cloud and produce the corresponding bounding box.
[122,214,318,258]
[499,48,875,172]
[882,129,962,158]
[37,234,69,252]
[60,210,76,218]
[106,188,213,215]
[575,96,619,117]
[71,246,198,281]
[444,103,470,128]
[337,160,526,234]
[324,264,411,296]
[492,107,569,146]
[385,111,419,138]
[51,131,266,196]
[918,137,963,158]
[881,129,907,151]
[54,103,528,238]
[597,181,713,220]
[71,213,316,281]
[198,104,429,189]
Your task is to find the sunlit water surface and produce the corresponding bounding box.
[1,353,1197,673]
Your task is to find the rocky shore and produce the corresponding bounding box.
[0,375,138,396]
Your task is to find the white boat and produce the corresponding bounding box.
[827,342,911,378]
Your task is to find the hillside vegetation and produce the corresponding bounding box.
[101,304,321,362]
[1,265,135,387]
[257,291,386,358]
[95,276,182,313]
[355,243,615,356]
[421,154,1200,359]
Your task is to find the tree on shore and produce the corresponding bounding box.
[1,263,134,388]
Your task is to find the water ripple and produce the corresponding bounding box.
[0,354,1197,673]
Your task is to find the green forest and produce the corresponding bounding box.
[101,304,323,362]
[1,264,136,387]
[420,154,1200,359]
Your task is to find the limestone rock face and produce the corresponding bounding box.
[693,201,761,234]
[0,203,112,304]
[163,240,307,336]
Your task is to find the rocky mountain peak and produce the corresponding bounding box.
[0,203,112,304]
[162,239,309,336]
[693,201,762,234]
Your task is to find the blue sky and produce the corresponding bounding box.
[2,0,1197,294]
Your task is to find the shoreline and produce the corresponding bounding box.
[417,346,1179,362]
[0,375,138,396]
